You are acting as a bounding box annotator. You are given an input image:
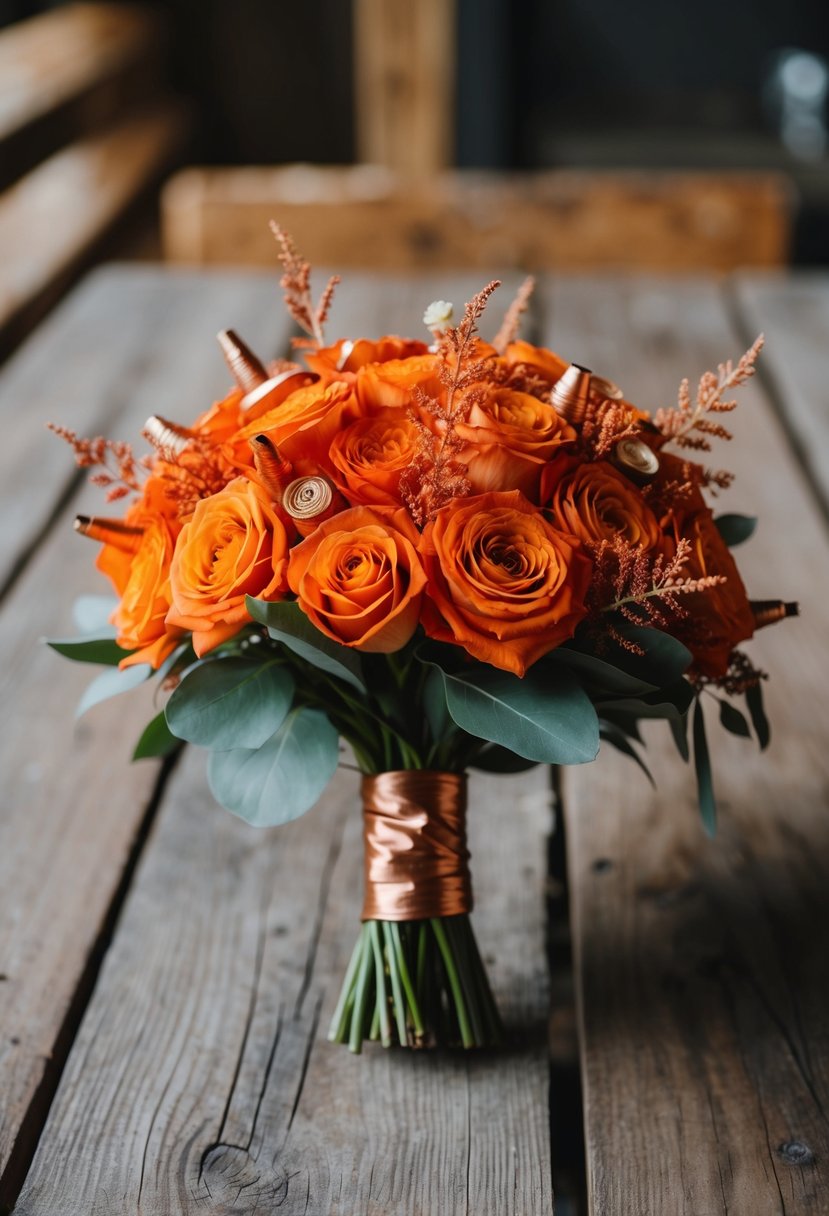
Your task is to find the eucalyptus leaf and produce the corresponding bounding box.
[599,722,654,787]
[608,624,693,686]
[669,713,690,762]
[165,657,294,749]
[427,663,599,765]
[72,595,118,635]
[547,647,657,696]
[746,682,770,750]
[207,707,339,826]
[48,635,133,666]
[133,712,182,761]
[597,678,694,721]
[714,513,757,548]
[718,698,751,739]
[76,663,152,719]
[246,597,365,691]
[692,698,717,835]
[422,665,452,741]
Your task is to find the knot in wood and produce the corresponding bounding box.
[777,1140,815,1166]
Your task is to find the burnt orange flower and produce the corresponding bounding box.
[675,509,755,678]
[235,380,357,477]
[420,490,592,675]
[167,476,290,657]
[542,458,664,551]
[287,506,427,652]
[355,354,443,412]
[113,517,185,669]
[502,340,568,386]
[306,335,430,385]
[455,387,576,498]
[329,411,421,507]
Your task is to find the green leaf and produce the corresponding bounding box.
[546,647,657,697]
[669,712,690,762]
[246,597,365,692]
[718,698,751,739]
[597,679,694,721]
[427,663,599,765]
[422,666,452,742]
[470,744,541,774]
[599,722,654,787]
[165,657,294,749]
[599,712,644,744]
[746,682,770,750]
[610,625,693,686]
[72,595,118,635]
[156,639,196,683]
[692,698,717,835]
[48,635,133,665]
[76,663,152,718]
[714,513,757,548]
[133,712,182,760]
[207,707,339,826]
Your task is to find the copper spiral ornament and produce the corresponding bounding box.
[750,599,799,630]
[74,515,143,551]
[143,415,194,459]
[551,363,592,426]
[612,436,660,483]
[249,434,293,502]
[281,475,346,536]
[217,329,268,393]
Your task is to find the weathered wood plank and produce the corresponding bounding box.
[732,272,829,517]
[13,273,554,1215]
[544,276,829,1215]
[0,268,293,1205]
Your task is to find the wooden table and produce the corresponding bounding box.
[0,265,826,1215]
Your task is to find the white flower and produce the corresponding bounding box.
[423,300,454,330]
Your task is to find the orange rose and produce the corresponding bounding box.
[455,387,576,498]
[355,354,443,412]
[306,336,430,385]
[329,411,420,507]
[674,510,755,679]
[287,506,427,652]
[420,490,592,676]
[167,476,290,657]
[542,457,664,551]
[96,475,182,596]
[234,380,356,476]
[113,518,185,669]
[502,340,568,386]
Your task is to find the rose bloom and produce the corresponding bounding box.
[329,411,420,507]
[167,476,290,656]
[288,506,427,652]
[674,509,755,679]
[542,457,664,551]
[455,387,576,498]
[234,380,357,477]
[420,489,592,676]
[501,340,568,386]
[355,354,443,412]
[305,335,430,385]
[113,517,185,669]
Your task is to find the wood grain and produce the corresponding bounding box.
[543,276,829,1215]
[0,269,293,1205]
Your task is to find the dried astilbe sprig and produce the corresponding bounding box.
[270,222,339,347]
[47,424,151,502]
[654,335,764,452]
[692,647,767,696]
[580,398,642,460]
[492,276,535,355]
[402,280,501,525]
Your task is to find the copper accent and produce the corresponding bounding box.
[144,415,194,459]
[241,367,318,416]
[250,434,293,501]
[551,363,592,426]
[589,373,625,402]
[74,515,143,552]
[281,475,346,536]
[750,599,799,630]
[217,329,268,393]
[612,437,660,483]
[361,771,472,921]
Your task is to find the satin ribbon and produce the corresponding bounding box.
[361,770,472,921]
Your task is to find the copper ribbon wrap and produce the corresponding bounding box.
[361,771,472,922]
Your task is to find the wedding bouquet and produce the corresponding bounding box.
[50,228,796,1052]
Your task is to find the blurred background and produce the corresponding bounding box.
[1,0,828,359]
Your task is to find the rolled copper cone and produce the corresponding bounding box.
[241,367,318,416]
[250,434,293,502]
[74,515,143,551]
[589,373,625,402]
[282,475,346,537]
[551,363,592,426]
[217,329,268,394]
[750,599,799,630]
[144,415,194,458]
[612,436,660,483]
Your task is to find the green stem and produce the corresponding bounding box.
[369,920,392,1047]
[327,930,366,1043]
[348,925,374,1054]
[383,922,409,1046]
[390,921,424,1040]
[445,917,485,1046]
[430,918,474,1048]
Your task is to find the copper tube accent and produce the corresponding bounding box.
[361,771,472,921]
[249,434,293,502]
[217,329,268,393]
[144,415,194,459]
[589,373,625,402]
[612,437,660,483]
[74,515,143,552]
[281,475,346,536]
[551,363,592,426]
[750,599,799,630]
[241,367,318,414]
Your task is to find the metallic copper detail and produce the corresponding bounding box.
[217,329,268,393]
[250,434,294,502]
[74,515,143,552]
[144,415,194,458]
[241,367,318,414]
[336,339,356,371]
[589,373,625,402]
[361,771,472,921]
[750,599,799,630]
[612,437,660,483]
[281,475,346,536]
[551,363,592,426]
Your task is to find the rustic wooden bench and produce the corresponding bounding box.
[0,265,826,1214]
